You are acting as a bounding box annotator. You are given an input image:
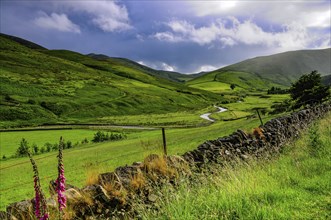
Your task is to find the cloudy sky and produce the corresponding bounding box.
[1,0,330,73]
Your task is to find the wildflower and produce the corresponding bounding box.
[28,151,48,220]
[57,137,66,212]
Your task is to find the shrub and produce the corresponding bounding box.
[81,138,89,144]
[46,144,52,152]
[92,131,126,143]
[40,147,46,154]
[16,138,30,157]
[32,144,39,154]
[65,141,72,149]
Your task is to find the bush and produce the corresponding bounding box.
[65,141,72,149]
[40,146,46,153]
[32,144,39,154]
[81,138,89,144]
[92,131,126,143]
[16,138,29,157]
[267,87,288,94]
[46,144,52,152]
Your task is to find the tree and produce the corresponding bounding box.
[289,70,330,108]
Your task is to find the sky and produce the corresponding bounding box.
[1,0,330,74]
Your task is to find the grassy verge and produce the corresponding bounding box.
[141,112,331,220]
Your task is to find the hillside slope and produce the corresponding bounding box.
[88,54,195,83]
[188,48,331,91]
[0,35,222,128]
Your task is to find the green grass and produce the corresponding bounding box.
[141,113,331,220]
[0,92,290,210]
[0,129,97,158]
[0,36,222,128]
[208,94,289,121]
[189,81,240,93]
[96,107,214,127]
[0,113,281,210]
[187,70,284,91]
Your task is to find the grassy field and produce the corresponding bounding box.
[0,113,284,210]
[188,81,241,93]
[0,129,97,158]
[142,112,331,220]
[0,93,290,210]
[210,94,289,121]
[186,70,284,91]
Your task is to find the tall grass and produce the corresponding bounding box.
[142,113,331,220]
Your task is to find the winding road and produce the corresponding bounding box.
[200,106,228,122]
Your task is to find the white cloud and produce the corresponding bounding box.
[50,1,131,32]
[152,18,323,50]
[190,1,238,16]
[161,62,175,71]
[153,32,183,42]
[34,12,80,33]
[137,61,146,66]
[197,65,218,73]
[188,1,330,29]
[137,60,176,72]
[70,1,131,32]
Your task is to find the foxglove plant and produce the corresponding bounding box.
[28,151,49,220]
[57,137,66,216]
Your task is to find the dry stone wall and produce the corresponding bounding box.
[183,103,330,166]
[3,103,331,219]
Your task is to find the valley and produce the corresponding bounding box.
[0,33,330,217]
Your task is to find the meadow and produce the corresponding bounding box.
[142,112,331,220]
[0,93,290,210]
[0,113,285,210]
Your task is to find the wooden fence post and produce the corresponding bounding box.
[162,128,167,155]
[256,109,264,125]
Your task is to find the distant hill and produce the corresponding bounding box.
[188,48,331,92]
[87,54,194,82]
[0,34,222,128]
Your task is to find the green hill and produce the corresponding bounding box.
[188,48,331,92]
[87,53,194,83]
[0,33,46,50]
[0,35,222,128]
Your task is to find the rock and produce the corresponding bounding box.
[6,200,33,220]
[132,161,142,166]
[0,211,7,220]
[83,184,110,204]
[49,179,80,196]
[65,188,83,202]
[98,165,141,189]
